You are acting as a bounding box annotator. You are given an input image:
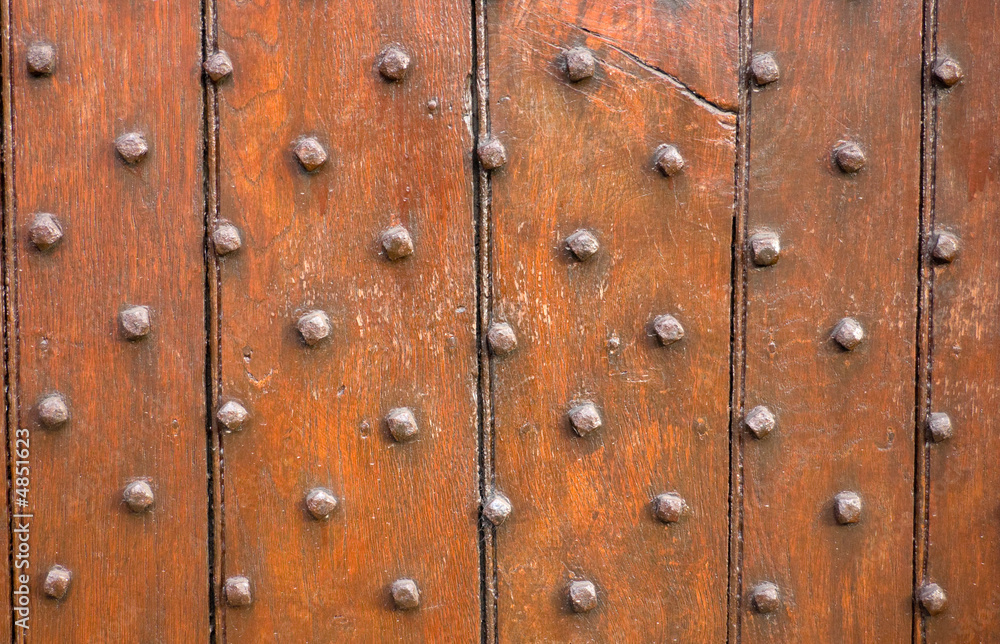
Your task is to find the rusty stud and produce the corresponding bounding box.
[38,393,69,428]
[296,310,332,346]
[568,580,598,613]
[487,322,517,356]
[654,144,685,177]
[305,487,339,520]
[919,582,947,616]
[926,412,953,443]
[568,402,602,437]
[564,47,596,82]
[381,225,414,260]
[116,132,148,164]
[745,405,775,440]
[750,53,780,85]
[832,317,864,351]
[933,58,963,88]
[386,407,419,442]
[483,493,512,526]
[217,400,249,432]
[120,305,151,340]
[391,578,420,610]
[749,232,781,266]
[833,141,865,173]
[43,565,72,600]
[123,480,154,513]
[212,222,242,256]
[750,581,780,614]
[204,50,233,82]
[27,42,55,76]
[652,492,687,524]
[833,491,862,525]
[293,137,328,172]
[653,314,685,346]
[931,231,959,263]
[478,138,507,170]
[566,229,599,262]
[224,576,253,608]
[29,212,64,251]
[378,45,411,81]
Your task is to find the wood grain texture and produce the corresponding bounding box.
[487,4,736,640]
[10,0,209,641]
[925,2,1000,639]
[742,0,921,641]
[215,1,479,640]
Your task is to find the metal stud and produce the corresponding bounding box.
[926,412,953,443]
[120,305,151,340]
[212,222,243,256]
[749,232,781,266]
[750,581,780,614]
[43,565,72,600]
[932,58,963,87]
[293,137,328,172]
[652,492,687,524]
[568,402,602,437]
[654,144,685,177]
[831,317,864,351]
[204,50,233,82]
[123,480,154,513]
[116,132,148,165]
[564,47,596,82]
[217,400,249,432]
[833,490,862,525]
[377,45,411,81]
[918,582,947,616]
[487,322,517,356]
[38,393,69,428]
[224,576,253,608]
[744,405,775,439]
[305,487,339,520]
[381,225,414,260]
[483,493,512,526]
[750,53,780,85]
[391,578,420,610]
[296,310,332,346]
[931,231,959,263]
[568,580,598,613]
[478,138,507,170]
[833,141,865,173]
[26,42,55,76]
[566,229,599,262]
[29,212,64,250]
[653,314,685,346]
[386,407,419,442]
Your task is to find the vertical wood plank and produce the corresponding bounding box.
[215,2,479,640]
[10,1,209,641]
[742,1,921,641]
[487,3,737,640]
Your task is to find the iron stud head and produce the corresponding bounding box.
[654,144,685,177]
[43,565,72,600]
[29,212,63,250]
[919,582,947,615]
[386,407,419,442]
[833,141,865,173]
[305,487,338,520]
[566,229,599,261]
[564,47,596,82]
[749,232,781,266]
[378,45,411,81]
[568,580,598,613]
[204,50,233,82]
[217,400,249,432]
[478,138,507,170]
[750,53,780,85]
[487,322,517,356]
[483,493,512,526]
[26,42,55,76]
[926,412,953,443]
[933,58,963,87]
[931,231,959,263]
[391,578,420,610]
[115,132,148,164]
[745,405,775,439]
[653,314,685,346]
[293,137,328,172]
[568,402,602,437]
[833,490,862,525]
[212,222,242,256]
[652,492,687,524]
[120,305,151,340]
[832,317,864,351]
[750,581,780,614]
[123,480,154,513]
[296,310,332,346]
[381,225,414,260]
[224,576,252,608]
[38,393,69,428]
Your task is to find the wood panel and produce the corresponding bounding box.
[925,1,1000,639]
[487,3,737,640]
[214,1,479,641]
[10,0,209,641]
[742,0,921,641]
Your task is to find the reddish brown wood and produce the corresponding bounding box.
[487,4,737,639]
[9,0,209,641]
[742,0,922,640]
[214,1,480,640]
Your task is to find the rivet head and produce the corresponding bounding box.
[204,50,233,82]
[386,407,419,442]
[293,137,328,172]
[224,576,253,608]
[38,393,69,428]
[29,212,64,250]
[750,581,780,614]
[116,132,148,165]
[305,487,339,520]
[566,229,600,261]
[750,53,780,85]
[919,582,948,615]
[749,232,781,266]
[391,578,420,610]
[296,310,332,346]
[568,580,598,613]
[564,47,596,82]
[653,314,685,346]
[654,144,685,177]
[652,492,687,524]
[833,490,862,525]
[931,231,959,263]
[378,45,411,81]
[745,405,775,439]
[381,225,414,260]
[832,317,864,351]
[123,480,154,513]
[120,305,151,340]
[833,141,865,173]
[483,493,512,526]
[26,42,55,76]
[568,402,602,437]
[933,58,963,87]
[487,322,518,356]
[212,222,243,256]
[478,138,507,170]
[43,565,72,600]
[926,412,953,443]
[217,400,249,432]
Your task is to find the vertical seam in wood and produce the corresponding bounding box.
[1,0,15,636]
